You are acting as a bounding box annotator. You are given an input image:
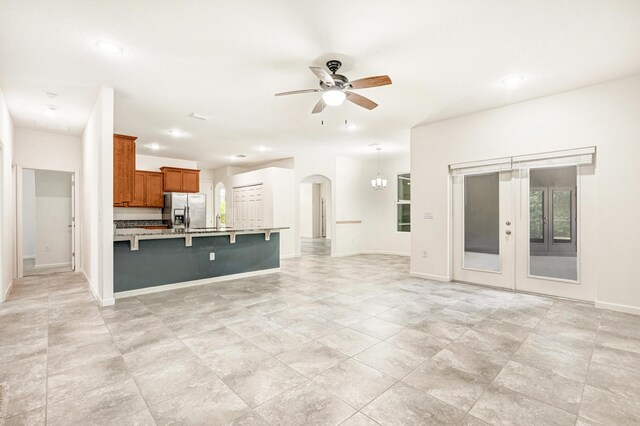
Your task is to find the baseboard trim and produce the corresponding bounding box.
[410,271,452,282]
[34,262,71,269]
[359,250,410,257]
[280,254,300,259]
[81,269,109,307]
[114,268,282,299]
[595,300,640,316]
[3,280,14,302]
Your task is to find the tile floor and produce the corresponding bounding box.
[1,239,640,425]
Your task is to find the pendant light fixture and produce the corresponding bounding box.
[371,146,387,190]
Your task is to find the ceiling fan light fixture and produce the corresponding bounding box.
[322,89,346,106]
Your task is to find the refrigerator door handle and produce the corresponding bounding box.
[186,204,190,229]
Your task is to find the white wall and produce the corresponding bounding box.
[0,89,15,301]
[14,127,81,171]
[334,156,367,256]
[34,170,72,267]
[22,169,36,259]
[363,156,411,256]
[81,87,114,306]
[299,183,313,238]
[411,75,640,314]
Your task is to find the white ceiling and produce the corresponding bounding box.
[1,0,640,168]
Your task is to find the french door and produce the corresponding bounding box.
[451,149,596,301]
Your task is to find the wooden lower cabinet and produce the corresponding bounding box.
[129,171,164,208]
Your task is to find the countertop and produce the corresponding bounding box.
[114,226,287,237]
[114,226,288,250]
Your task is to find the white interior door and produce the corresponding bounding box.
[233,184,263,229]
[452,171,515,289]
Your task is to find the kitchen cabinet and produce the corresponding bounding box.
[160,167,200,193]
[130,171,164,208]
[113,134,137,206]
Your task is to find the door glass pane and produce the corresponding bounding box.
[553,190,572,242]
[464,173,500,272]
[529,190,544,243]
[529,166,577,281]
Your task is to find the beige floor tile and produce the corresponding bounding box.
[313,358,396,409]
[362,381,465,425]
[431,342,508,383]
[201,340,272,378]
[223,356,306,407]
[181,326,244,356]
[149,379,249,425]
[586,361,640,401]
[277,341,349,378]
[317,328,380,356]
[354,341,426,380]
[512,340,590,382]
[249,327,310,355]
[403,359,488,411]
[385,328,449,357]
[349,317,405,339]
[578,385,640,425]
[255,381,355,426]
[469,384,576,426]
[493,361,583,413]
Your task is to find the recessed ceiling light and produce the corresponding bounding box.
[168,129,184,137]
[147,143,162,151]
[257,146,267,152]
[346,124,357,130]
[191,113,211,121]
[502,74,524,88]
[96,40,124,54]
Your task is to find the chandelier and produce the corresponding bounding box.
[371,146,387,190]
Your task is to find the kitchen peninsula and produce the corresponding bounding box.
[113,226,286,296]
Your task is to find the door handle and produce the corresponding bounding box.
[505,230,512,235]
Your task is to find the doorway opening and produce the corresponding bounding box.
[21,168,75,276]
[300,175,331,256]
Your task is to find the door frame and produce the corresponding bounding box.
[16,166,80,278]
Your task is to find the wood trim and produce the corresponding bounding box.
[336,220,362,224]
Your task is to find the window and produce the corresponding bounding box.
[397,173,410,232]
[219,187,226,224]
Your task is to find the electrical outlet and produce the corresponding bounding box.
[422,250,428,257]
[424,212,434,220]
[209,253,215,261]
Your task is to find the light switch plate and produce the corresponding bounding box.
[209,253,215,261]
[424,212,434,219]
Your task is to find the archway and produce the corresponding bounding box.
[299,174,332,256]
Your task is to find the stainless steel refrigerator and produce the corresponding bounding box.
[162,193,206,229]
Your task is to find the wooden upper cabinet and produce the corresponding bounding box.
[129,171,146,207]
[129,171,164,208]
[160,167,200,193]
[162,168,183,192]
[145,172,164,207]
[113,134,137,206]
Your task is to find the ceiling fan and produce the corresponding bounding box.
[275,60,392,114]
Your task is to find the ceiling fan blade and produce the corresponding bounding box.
[274,89,321,96]
[309,66,335,86]
[312,98,326,114]
[346,92,378,110]
[349,75,392,90]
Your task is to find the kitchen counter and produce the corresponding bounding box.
[113,227,286,296]
[114,226,287,250]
